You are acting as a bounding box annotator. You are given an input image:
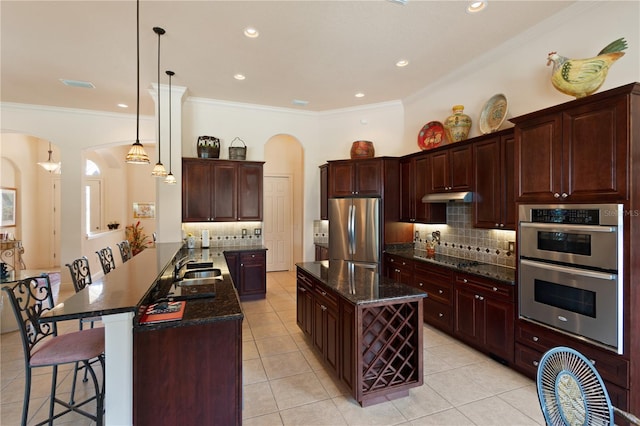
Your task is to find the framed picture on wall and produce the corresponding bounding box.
[133,202,155,219]
[1,188,16,227]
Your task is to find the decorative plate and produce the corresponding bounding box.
[418,121,446,150]
[479,94,508,134]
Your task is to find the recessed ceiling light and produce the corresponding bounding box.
[117,103,128,108]
[244,27,259,38]
[467,1,487,13]
[292,99,309,106]
[396,59,409,67]
[355,93,365,98]
[60,79,95,89]
[234,74,246,80]
[388,0,408,5]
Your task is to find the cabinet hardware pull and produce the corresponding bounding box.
[478,296,484,301]
[590,359,596,366]
[321,305,327,311]
[438,313,444,317]
[321,291,327,296]
[463,279,468,283]
[554,193,560,198]
[533,361,539,367]
[495,223,499,227]
[300,288,306,292]
[561,193,568,199]
[419,283,424,287]
[438,289,443,294]
[533,336,539,342]
[492,287,498,291]
[241,263,244,267]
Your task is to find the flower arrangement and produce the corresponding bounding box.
[126,221,152,255]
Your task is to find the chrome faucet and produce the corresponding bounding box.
[173,255,192,281]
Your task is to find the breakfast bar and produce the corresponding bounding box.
[44,243,246,426]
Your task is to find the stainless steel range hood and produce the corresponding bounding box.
[421,191,473,203]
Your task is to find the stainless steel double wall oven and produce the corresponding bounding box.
[518,204,623,353]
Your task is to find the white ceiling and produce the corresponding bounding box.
[1,1,575,115]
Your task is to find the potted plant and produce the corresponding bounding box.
[126,221,152,256]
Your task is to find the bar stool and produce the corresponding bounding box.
[95,247,116,275]
[2,274,105,425]
[116,240,133,263]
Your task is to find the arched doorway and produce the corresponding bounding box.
[263,134,304,271]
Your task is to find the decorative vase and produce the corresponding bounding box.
[197,136,220,159]
[350,140,375,159]
[443,105,472,143]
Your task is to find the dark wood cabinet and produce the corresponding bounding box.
[296,266,424,407]
[133,319,242,425]
[237,162,263,221]
[319,164,328,220]
[383,253,413,284]
[328,158,382,197]
[182,158,264,222]
[473,130,515,229]
[429,143,473,193]
[513,90,629,203]
[413,262,453,333]
[453,272,514,364]
[400,156,446,224]
[314,244,329,261]
[224,249,267,299]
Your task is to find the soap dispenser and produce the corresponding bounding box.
[201,229,210,248]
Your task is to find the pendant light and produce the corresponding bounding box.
[126,0,150,164]
[37,142,61,172]
[151,26,167,177]
[164,70,177,185]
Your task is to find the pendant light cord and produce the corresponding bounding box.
[136,0,140,144]
[167,70,174,173]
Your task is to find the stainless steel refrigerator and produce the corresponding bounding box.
[328,198,380,264]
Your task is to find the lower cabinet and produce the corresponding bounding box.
[314,244,329,261]
[312,286,339,373]
[514,319,630,417]
[224,249,267,299]
[453,272,514,364]
[414,262,453,333]
[296,271,314,336]
[383,253,414,284]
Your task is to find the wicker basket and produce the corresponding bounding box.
[229,137,247,160]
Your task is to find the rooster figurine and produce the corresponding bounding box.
[547,37,627,98]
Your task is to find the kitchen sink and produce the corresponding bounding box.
[179,276,222,286]
[182,268,222,279]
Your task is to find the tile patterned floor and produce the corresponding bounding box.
[1,270,545,425]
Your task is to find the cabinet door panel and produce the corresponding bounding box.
[212,163,237,221]
[325,306,339,373]
[354,160,382,196]
[240,252,266,295]
[484,298,514,362]
[313,298,325,352]
[473,137,501,228]
[429,151,449,192]
[502,134,516,229]
[329,162,354,197]
[237,163,263,220]
[563,97,628,201]
[399,159,413,221]
[320,164,329,220]
[515,114,562,201]
[449,145,472,191]
[182,159,213,221]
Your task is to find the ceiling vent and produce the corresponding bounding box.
[60,79,95,89]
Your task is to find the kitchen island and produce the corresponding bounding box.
[46,244,260,426]
[296,260,426,407]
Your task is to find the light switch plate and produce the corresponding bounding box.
[508,241,515,253]
[242,229,247,236]
[254,228,261,236]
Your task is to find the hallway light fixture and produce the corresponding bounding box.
[37,142,61,172]
[151,26,167,177]
[126,0,150,164]
[164,70,177,185]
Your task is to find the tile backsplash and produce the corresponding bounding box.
[414,204,516,268]
[313,220,329,244]
[182,222,263,248]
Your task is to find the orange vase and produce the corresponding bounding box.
[350,140,375,158]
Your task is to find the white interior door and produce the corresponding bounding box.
[263,176,292,271]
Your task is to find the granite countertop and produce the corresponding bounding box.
[46,244,265,331]
[385,247,516,285]
[296,260,427,305]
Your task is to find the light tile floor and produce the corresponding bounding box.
[1,270,545,425]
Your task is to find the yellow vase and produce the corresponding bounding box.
[444,105,472,143]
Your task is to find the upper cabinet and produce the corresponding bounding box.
[182,158,264,222]
[473,130,515,229]
[429,143,473,193]
[400,155,446,224]
[513,84,638,203]
[328,158,382,197]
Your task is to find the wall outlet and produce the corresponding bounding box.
[254,228,261,236]
[242,229,247,236]
[508,241,515,253]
